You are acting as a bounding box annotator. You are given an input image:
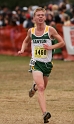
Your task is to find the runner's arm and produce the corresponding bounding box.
[43,26,65,50]
[18,29,31,54]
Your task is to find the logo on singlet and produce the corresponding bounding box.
[33,39,46,44]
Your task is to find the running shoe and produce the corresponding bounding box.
[29,83,37,97]
[43,112,51,123]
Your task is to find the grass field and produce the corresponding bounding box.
[0,55,74,124]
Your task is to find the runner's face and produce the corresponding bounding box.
[34,11,46,24]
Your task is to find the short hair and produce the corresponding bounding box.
[33,7,46,16]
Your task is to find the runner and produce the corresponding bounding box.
[18,7,65,123]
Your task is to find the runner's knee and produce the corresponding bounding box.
[38,84,45,92]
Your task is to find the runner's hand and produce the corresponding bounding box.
[43,43,53,50]
[18,50,24,54]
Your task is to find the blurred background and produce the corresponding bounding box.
[0,1,74,124]
[0,0,74,61]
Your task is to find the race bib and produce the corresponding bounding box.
[34,47,47,58]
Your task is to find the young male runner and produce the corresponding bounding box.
[18,7,65,123]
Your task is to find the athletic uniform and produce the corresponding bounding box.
[30,25,53,76]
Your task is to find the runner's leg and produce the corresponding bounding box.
[32,71,47,113]
[43,76,49,88]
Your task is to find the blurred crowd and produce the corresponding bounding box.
[0,2,74,28]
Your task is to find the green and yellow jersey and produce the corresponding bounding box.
[31,25,53,63]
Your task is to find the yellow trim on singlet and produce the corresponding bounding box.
[44,25,49,33]
[31,27,35,34]
[31,25,49,35]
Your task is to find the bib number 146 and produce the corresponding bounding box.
[34,47,47,58]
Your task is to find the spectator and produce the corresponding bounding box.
[23,13,34,28]
[0,13,3,26]
[62,13,71,26]
[45,12,54,25]
[52,4,59,14]
[59,2,72,19]
[3,17,10,26]
[71,8,74,24]
[47,4,53,11]
[20,7,28,24]
[11,11,20,25]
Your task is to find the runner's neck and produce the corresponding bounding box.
[36,23,46,31]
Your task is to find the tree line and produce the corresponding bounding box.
[0,0,73,9]
[0,0,63,9]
